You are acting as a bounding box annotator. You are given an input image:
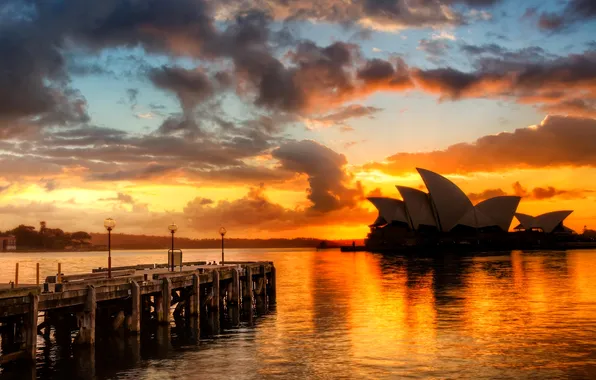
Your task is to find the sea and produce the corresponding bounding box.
[1,248,596,379]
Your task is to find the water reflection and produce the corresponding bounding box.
[2,248,596,379]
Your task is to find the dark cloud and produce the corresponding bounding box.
[272,140,362,212]
[418,39,450,63]
[90,164,178,182]
[155,116,203,139]
[538,0,596,31]
[413,48,596,116]
[41,179,58,192]
[313,104,383,125]
[219,0,500,31]
[356,57,413,91]
[126,88,139,109]
[364,115,596,175]
[149,66,219,114]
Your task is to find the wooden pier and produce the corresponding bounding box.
[0,261,276,365]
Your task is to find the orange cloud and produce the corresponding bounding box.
[363,115,596,176]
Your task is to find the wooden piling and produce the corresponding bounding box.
[211,270,220,311]
[130,280,141,333]
[25,293,39,361]
[255,265,267,310]
[189,274,200,317]
[57,263,62,284]
[242,266,253,315]
[15,263,19,286]
[158,278,171,324]
[75,285,96,344]
[36,263,40,286]
[231,268,240,306]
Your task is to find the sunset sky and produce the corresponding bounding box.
[1,0,595,239]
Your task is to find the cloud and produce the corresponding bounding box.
[148,66,221,114]
[272,140,363,212]
[418,39,450,63]
[512,181,592,200]
[101,193,136,205]
[468,182,592,204]
[183,183,374,234]
[135,112,155,120]
[127,88,139,109]
[538,0,596,31]
[356,57,414,92]
[41,179,58,192]
[99,192,150,213]
[412,48,596,117]
[467,188,508,203]
[305,104,383,129]
[364,115,596,175]
[0,16,89,134]
[219,0,502,33]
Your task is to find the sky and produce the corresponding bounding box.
[0,0,596,239]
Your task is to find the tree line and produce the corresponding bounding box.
[2,224,92,250]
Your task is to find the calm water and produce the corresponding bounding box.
[2,248,596,379]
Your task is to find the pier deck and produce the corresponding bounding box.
[0,261,276,365]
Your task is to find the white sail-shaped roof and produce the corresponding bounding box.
[514,210,573,233]
[396,186,437,230]
[475,196,521,231]
[535,210,573,233]
[367,197,410,225]
[514,213,535,229]
[416,168,474,232]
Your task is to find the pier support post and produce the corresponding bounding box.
[268,265,277,305]
[158,278,172,324]
[190,274,200,317]
[242,266,253,316]
[75,285,96,344]
[130,281,141,333]
[210,270,220,311]
[255,265,267,311]
[231,268,240,306]
[25,293,39,361]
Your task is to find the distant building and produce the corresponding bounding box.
[368,168,524,233]
[513,211,574,234]
[0,235,16,251]
[366,168,575,250]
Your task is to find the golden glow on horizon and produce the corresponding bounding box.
[1,164,595,238]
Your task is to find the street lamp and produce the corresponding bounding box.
[104,218,116,278]
[168,223,178,271]
[219,227,227,265]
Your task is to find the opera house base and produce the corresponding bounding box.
[364,229,596,255]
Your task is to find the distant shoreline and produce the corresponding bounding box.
[7,245,342,253]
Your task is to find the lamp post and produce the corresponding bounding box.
[168,223,178,271]
[104,218,116,278]
[219,227,227,265]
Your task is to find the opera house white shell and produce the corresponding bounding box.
[514,211,574,233]
[368,168,571,234]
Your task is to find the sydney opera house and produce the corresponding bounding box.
[365,168,578,252]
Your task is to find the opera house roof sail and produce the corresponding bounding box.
[514,211,574,233]
[367,168,572,234]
